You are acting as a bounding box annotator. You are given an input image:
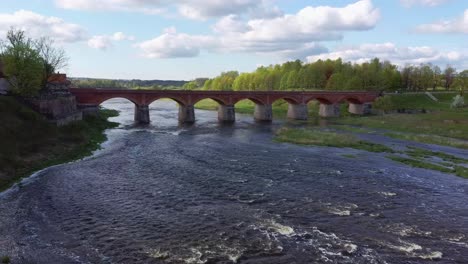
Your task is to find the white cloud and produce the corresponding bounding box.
[415,9,468,33]
[88,32,135,50]
[400,0,450,7]
[55,0,166,14]
[55,0,278,19]
[135,27,217,58]
[0,10,86,43]
[306,42,466,68]
[137,0,380,59]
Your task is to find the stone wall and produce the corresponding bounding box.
[0,78,9,95]
[27,95,82,126]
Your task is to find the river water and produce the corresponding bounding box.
[0,99,467,264]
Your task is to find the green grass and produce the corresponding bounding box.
[388,155,468,178]
[331,125,374,134]
[388,156,454,173]
[382,92,458,111]
[274,127,394,153]
[405,147,468,164]
[1,256,10,264]
[386,133,468,149]
[342,154,357,159]
[195,99,320,118]
[0,97,119,191]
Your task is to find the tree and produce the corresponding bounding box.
[443,65,456,90]
[34,37,68,87]
[453,70,468,90]
[1,29,44,96]
[182,81,198,90]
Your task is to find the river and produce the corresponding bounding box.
[0,99,467,264]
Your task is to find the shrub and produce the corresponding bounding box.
[451,95,465,108]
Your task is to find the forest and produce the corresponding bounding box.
[71,77,188,90]
[189,58,467,92]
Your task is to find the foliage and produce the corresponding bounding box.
[71,77,187,89]
[1,29,44,96]
[373,95,395,112]
[0,96,119,190]
[202,58,467,92]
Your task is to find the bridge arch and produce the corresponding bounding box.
[308,97,333,105]
[147,97,187,106]
[192,97,229,106]
[270,97,302,105]
[95,95,139,106]
[232,96,266,105]
[344,97,364,104]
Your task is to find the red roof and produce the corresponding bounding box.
[47,74,69,84]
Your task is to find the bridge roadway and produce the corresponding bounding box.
[69,88,380,124]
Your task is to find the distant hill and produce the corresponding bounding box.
[70,77,189,89]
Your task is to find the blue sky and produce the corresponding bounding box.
[0,0,467,80]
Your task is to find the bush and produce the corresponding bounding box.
[451,95,465,108]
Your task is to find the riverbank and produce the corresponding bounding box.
[0,96,119,191]
[195,93,467,149]
[195,93,468,179]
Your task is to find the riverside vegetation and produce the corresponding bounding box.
[196,92,468,179]
[0,96,118,191]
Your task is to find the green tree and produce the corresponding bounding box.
[1,29,44,96]
[443,66,456,90]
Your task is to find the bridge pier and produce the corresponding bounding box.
[254,104,272,122]
[319,103,340,118]
[287,103,308,120]
[179,104,195,123]
[134,104,150,124]
[348,103,364,115]
[218,104,235,122]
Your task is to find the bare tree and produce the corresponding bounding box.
[34,37,69,85]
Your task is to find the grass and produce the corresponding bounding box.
[0,96,119,191]
[342,154,357,159]
[274,127,394,153]
[388,155,468,179]
[195,99,320,118]
[386,133,468,149]
[388,156,454,173]
[1,256,10,264]
[405,147,468,164]
[383,92,457,111]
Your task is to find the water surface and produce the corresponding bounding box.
[0,99,467,264]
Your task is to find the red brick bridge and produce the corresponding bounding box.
[69,88,380,124]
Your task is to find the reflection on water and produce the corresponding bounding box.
[0,99,467,263]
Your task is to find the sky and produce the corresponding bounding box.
[0,0,467,80]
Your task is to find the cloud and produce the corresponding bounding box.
[55,0,166,14]
[135,27,217,58]
[414,9,468,33]
[88,32,135,50]
[0,10,86,43]
[55,0,278,19]
[400,0,451,7]
[137,0,380,59]
[306,42,466,68]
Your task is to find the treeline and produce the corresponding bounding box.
[71,78,188,89]
[185,58,467,92]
